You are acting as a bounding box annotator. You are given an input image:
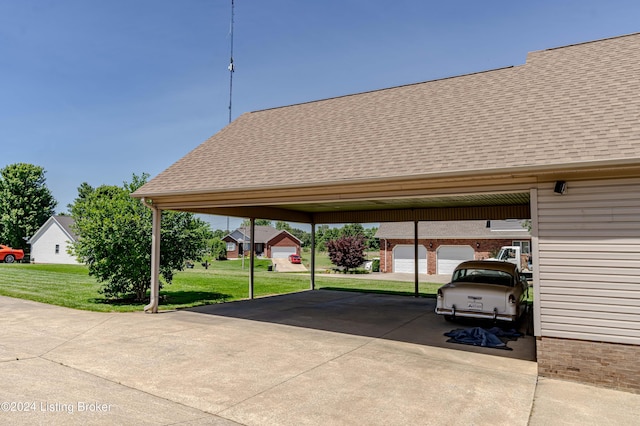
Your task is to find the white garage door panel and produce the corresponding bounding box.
[393,245,427,274]
[271,247,296,258]
[437,246,474,275]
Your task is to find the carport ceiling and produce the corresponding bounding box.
[280,192,531,213]
[182,191,531,224]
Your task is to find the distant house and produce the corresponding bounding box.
[27,215,80,264]
[375,220,531,275]
[223,226,301,259]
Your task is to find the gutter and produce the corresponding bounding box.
[141,198,159,313]
[130,157,640,199]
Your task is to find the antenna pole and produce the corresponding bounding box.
[228,0,235,124]
[225,0,235,234]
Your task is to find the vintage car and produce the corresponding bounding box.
[435,260,529,322]
[0,244,25,263]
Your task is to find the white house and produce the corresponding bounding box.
[28,215,79,264]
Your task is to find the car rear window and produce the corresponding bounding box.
[452,268,514,286]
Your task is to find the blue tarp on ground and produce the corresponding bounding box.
[444,327,522,350]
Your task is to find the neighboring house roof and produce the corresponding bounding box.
[134,33,640,199]
[375,220,530,240]
[225,226,301,244]
[27,215,79,244]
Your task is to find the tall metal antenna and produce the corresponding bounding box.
[226,0,235,233]
[228,0,235,124]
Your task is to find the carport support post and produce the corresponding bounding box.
[414,220,419,297]
[310,223,316,290]
[145,205,161,313]
[249,218,255,299]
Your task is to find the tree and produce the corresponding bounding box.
[326,235,366,272]
[340,223,365,238]
[210,237,227,260]
[241,218,272,227]
[211,229,227,239]
[70,173,211,301]
[290,227,311,247]
[337,223,379,251]
[315,224,340,251]
[0,163,57,250]
[275,220,292,231]
[364,227,380,251]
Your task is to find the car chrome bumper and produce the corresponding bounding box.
[435,307,517,322]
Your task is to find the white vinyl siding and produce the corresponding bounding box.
[30,221,79,264]
[537,177,640,345]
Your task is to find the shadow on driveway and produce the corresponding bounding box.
[186,289,536,362]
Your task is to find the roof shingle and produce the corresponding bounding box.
[375,220,530,239]
[136,33,640,197]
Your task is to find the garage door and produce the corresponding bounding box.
[437,245,474,275]
[393,245,427,274]
[271,246,297,258]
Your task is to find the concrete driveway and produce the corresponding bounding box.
[1,292,638,425]
[271,257,307,272]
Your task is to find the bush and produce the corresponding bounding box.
[210,238,227,260]
[326,236,366,273]
[372,258,380,272]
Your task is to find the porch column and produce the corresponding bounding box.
[310,223,316,290]
[530,188,541,336]
[144,206,161,313]
[249,218,255,299]
[414,220,419,297]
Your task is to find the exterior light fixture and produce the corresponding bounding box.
[554,180,567,195]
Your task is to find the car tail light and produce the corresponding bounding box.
[437,289,443,299]
[508,294,516,304]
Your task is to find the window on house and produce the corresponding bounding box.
[226,242,236,251]
[55,244,60,254]
[512,241,530,254]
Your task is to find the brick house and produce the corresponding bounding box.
[223,226,301,259]
[376,220,531,275]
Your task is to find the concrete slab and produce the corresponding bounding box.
[0,356,236,425]
[0,292,636,425]
[529,377,640,426]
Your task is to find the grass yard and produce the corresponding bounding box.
[0,260,441,313]
[299,249,379,271]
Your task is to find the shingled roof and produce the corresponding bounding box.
[135,33,640,201]
[375,220,530,239]
[227,225,301,244]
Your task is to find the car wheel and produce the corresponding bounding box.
[4,254,15,263]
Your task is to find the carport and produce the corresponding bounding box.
[133,33,640,393]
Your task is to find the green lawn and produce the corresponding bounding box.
[299,249,380,271]
[0,260,441,313]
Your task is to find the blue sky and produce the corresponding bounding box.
[1,0,638,230]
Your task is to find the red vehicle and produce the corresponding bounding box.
[288,254,301,264]
[0,245,25,263]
